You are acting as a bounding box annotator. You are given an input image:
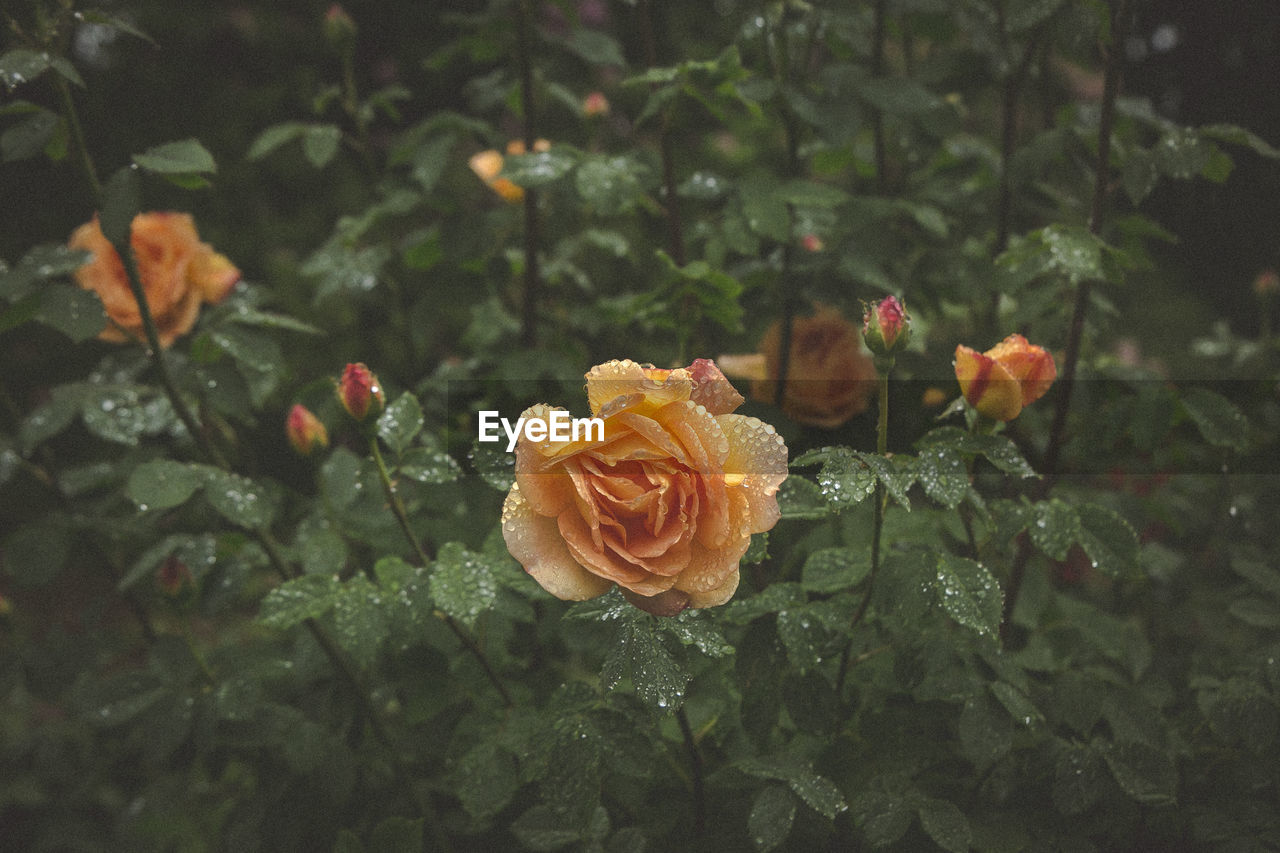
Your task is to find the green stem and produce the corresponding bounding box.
[369,437,514,708]
[516,0,541,349]
[676,706,706,840]
[55,74,101,202]
[853,365,891,628]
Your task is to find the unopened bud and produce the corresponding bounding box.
[324,4,357,54]
[1254,269,1279,298]
[338,362,385,421]
[801,234,825,252]
[583,91,610,117]
[862,295,910,357]
[286,404,329,455]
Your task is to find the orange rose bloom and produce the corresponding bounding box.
[502,359,787,614]
[468,139,551,204]
[954,333,1057,421]
[750,305,878,428]
[69,212,240,348]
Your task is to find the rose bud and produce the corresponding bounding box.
[1254,269,1279,298]
[862,295,910,357]
[954,333,1056,421]
[582,91,610,117]
[337,363,385,421]
[801,234,825,252]
[324,4,357,52]
[286,404,329,455]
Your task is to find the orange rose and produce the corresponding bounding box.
[468,139,551,204]
[501,359,787,615]
[749,305,878,428]
[954,333,1057,421]
[69,212,240,347]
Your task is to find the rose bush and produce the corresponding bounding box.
[954,333,1057,421]
[68,212,240,347]
[749,305,878,428]
[501,359,787,614]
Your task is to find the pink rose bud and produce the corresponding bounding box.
[286,404,329,455]
[324,4,357,51]
[1254,269,1279,297]
[337,363,385,421]
[862,295,910,357]
[157,555,193,597]
[583,91,610,117]
[801,234,825,252]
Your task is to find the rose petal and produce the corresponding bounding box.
[955,344,1022,421]
[502,484,612,601]
[718,414,788,535]
[688,358,745,415]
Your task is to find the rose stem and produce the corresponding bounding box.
[516,0,542,349]
[676,707,707,839]
[871,0,889,193]
[837,358,892,695]
[1000,0,1129,642]
[369,438,514,708]
[55,67,448,837]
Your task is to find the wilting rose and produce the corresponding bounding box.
[69,212,241,347]
[749,306,878,428]
[468,139,551,203]
[502,359,787,614]
[954,333,1056,421]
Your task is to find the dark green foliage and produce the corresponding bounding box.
[3,1,1280,851]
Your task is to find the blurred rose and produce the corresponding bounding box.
[582,91,610,117]
[469,139,551,203]
[749,306,878,428]
[286,404,329,455]
[954,333,1056,421]
[502,359,787,614]
[69,212,240,347]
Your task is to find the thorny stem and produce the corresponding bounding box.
[1001,0,1129,642]
[516,0,541,348]
[677,707,706,840]
[370,437,515,708]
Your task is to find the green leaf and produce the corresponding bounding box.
[456,741,520,820]
[1229,598,1280,629]
[82,387,174,446]
[75,10,156,45]
[1052,743,1108,815]
[776,476,830,519]
[857,452,914,510]
[1,108,61,162]
[2,518,70,586]
[1028,499,1080,561]
[959,693,1012,771]
[914,445,969,508]
[749,785,796,852]
[0,49,76,91]
[738,173,790,241]
[99,166,141,246]
[793,447,875,508]
[377,392,424,456]
[259,573,342,628]
[857,76,943,116]
[917,798,972,853]
[1103,740,1176,806]
[738,756,848,820]
[990,681,1043,726]
[36,285,105,342]
[917,426,1037,477]
[303,124,343,168]
[207,326,286,407]
[1231,558,1280,597]
[1075,504,1141,578]
[776,179,852,208]
[127,459,205,511]
[399,446,461,484]
[332,575,389,669]
[511,805,581,851]
[1180,387,1249,451]
[203,469,278,529]
[133,139,217,174]
[851,790,912,846]
[802,547,871,593]
[368,816,424,853]
[333,829,364,853]
[602,614,690,711]
[430,542,498,628]
[663,611,733,657]
[574,155,651,215]
[560,28,625,67]
[1200,123,1280,159]
[246,122,304,160]
[934,554,1003,638]
[501,147,578,188]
